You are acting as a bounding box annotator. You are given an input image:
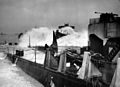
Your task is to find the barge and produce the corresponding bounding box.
[7,12,120,87]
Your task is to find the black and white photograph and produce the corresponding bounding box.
[0,0,120,87]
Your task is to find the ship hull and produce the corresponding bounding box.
[7,54,92,87]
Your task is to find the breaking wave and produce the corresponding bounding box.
[18,26,88,48]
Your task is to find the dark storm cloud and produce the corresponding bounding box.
[0,0,120,34]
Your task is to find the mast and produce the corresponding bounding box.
[28,35,31,47]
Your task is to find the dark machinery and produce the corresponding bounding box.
[95,12,118,22]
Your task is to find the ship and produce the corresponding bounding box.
[7,12,120,87]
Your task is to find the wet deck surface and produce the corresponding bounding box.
[0,57,44,87]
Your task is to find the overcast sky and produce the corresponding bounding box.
[0,0,120,34]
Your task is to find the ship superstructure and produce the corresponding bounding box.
[88,12,120,40]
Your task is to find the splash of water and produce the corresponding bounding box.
[18,27,55,47]
[57,30,88,47]
[18,26,88,48]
